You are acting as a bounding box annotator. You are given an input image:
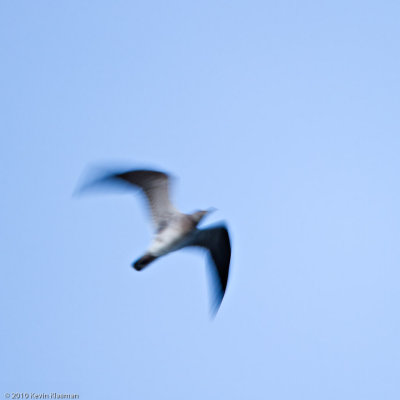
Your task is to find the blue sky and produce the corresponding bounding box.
[1,1,399,399]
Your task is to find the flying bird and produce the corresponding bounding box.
[79,168,231,313]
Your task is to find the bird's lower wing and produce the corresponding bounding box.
[185,225,231,313]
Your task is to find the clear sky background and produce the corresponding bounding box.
[1,1,399,399]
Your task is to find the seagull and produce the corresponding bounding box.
[79,168,231,313]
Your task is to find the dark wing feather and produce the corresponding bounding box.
[186,225,231,313]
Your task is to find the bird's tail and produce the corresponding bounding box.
[133,254,157,271]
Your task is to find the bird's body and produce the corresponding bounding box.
[146,214,195,257]
[79,167,231,313]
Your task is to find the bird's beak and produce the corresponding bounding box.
[207,207,217,215]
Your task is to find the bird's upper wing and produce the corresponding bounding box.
[110,169,180,230]
[185,225,231,313]
[79,168,180,231]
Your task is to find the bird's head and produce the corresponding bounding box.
[191,208,216,226]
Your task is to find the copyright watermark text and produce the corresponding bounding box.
[4,394,79,399]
